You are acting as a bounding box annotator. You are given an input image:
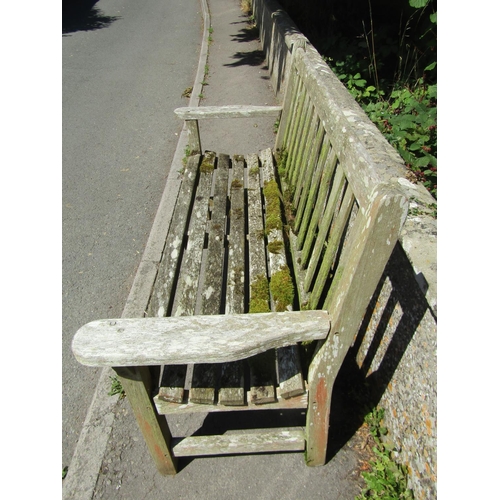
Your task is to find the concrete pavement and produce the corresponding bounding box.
[63,1,376,498]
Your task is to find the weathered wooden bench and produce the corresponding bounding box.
[72,44,408,475]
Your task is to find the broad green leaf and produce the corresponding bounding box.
[409,0,429,8]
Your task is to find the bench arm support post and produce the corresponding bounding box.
[114,366,178,475]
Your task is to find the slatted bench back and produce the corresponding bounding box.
[275,45,407,342]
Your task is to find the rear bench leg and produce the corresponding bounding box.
[305,332,345,467]
[114,366,178,475]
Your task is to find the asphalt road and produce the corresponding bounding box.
[62,0,201,468]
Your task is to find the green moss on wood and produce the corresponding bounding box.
[263,180,283,231]
[268,240,284,254]
[249,274,271,313]
[249,165,260,177]
[270,266,295,312]
[231,179,243,188]
[200,152,216,173]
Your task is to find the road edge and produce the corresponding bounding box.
[62,1,211,498]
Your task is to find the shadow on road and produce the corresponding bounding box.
[62,0,120,35]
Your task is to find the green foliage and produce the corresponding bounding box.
[108,376,125,398]
[62,466,68,480]
[281,0,437,200]
[363,81,437,198]
[356,408,414,500]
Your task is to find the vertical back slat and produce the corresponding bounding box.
[294,118,324,227]
[289,96,314,194]
[295,134,329,248]
[309,186,355,310]
[303,163,344,283]
[284,79,307,181]
[277,65,299,151]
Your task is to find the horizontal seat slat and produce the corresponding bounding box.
[172,429,305,457]
[219,154,246,406]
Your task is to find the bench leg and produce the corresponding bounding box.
[305,332,344,466]
[114,366,178,475]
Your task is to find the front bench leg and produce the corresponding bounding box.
[114,366,178,475]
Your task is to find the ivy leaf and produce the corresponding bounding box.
[409,0,429,8]
[430,12,437,24]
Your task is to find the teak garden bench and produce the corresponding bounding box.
[72,45,408,475]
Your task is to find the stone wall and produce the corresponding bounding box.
[253,1,437,498]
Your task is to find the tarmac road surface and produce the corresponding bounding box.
[62,0,200,469]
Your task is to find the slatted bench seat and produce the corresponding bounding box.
[72,43,408,475]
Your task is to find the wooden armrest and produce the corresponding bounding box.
[174,105,282,120]
[72,310,330,367]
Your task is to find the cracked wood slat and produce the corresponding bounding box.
[261,149,305,400]
[146,154,201,319]
[189,154,230,405]
[172,429,305,457]
[73,311,331,367]
[158,152,215,403]
[174,105,282,120]
[246,153,276,404]
[218,154,245,406]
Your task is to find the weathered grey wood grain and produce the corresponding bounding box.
[303,168,345,290]
[218,155,246,406]
[276,62,299,150]
[306,188,407,466]
[189,154,230,405]
[290,95,314,192]
[225,155,246,315]
[186,119,201,155]
[309,186,355,310]
[246,153,276,404]
[246,153,267,296]
[284,80,306,181]
[114,366,177,475]
[146,154,201,319]
[261,149,305,400]
[72,311,331,366]
[286,91,308,190]
[172,429,305,457]
[154,390,308,415]
[161,152,214,402]
[296,138,332,250]
[293,116,323,226]
[175,105,282,120]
